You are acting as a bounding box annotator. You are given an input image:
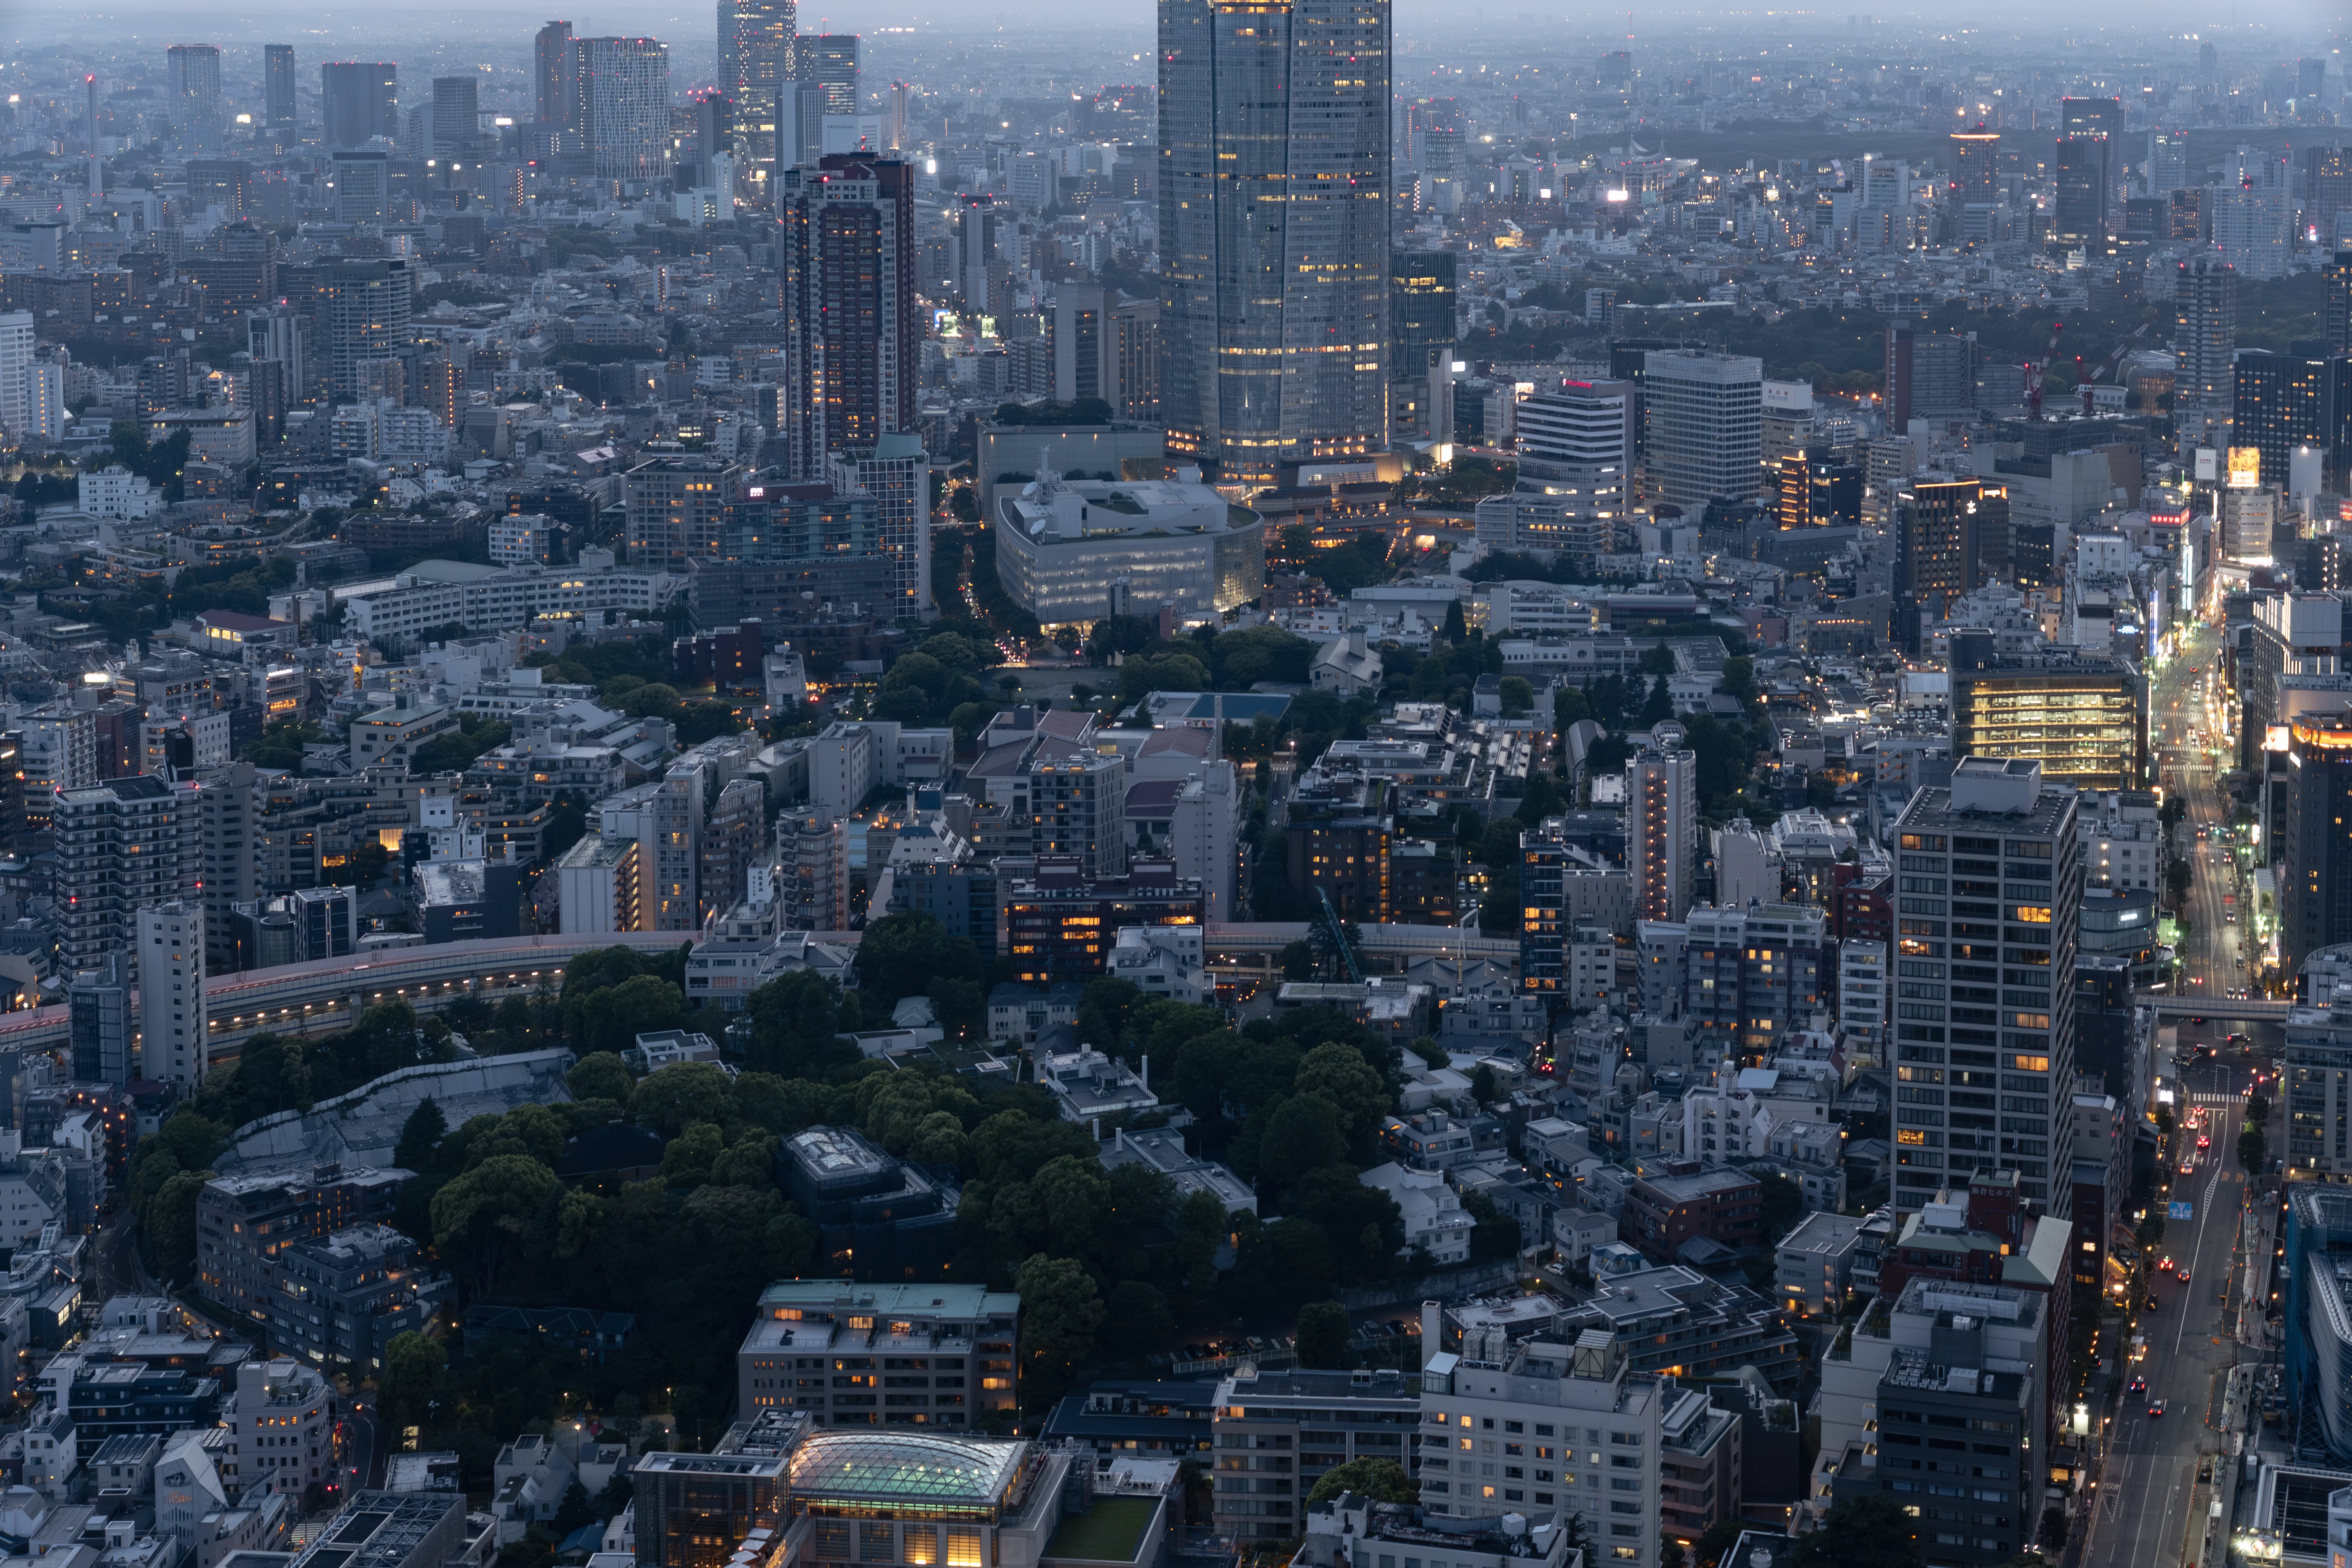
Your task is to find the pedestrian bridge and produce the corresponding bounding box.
[2133,993,2294,1022]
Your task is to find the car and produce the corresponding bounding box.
[2178,1267,2192,1282]
[2144,1297,2160,1312]
[2190,1016,2208,1024]
[2199,1134,2211,1149]
[2182,1160,2196,1174]
[2149,1399,2168,1417]
[2129,1376,2149,1395]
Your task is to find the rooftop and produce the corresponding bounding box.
[786,1431,1033,1511]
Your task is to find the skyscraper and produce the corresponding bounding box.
[1640,348,1763,505]
[795,34,860,115]
[2051,134,2111,251]
[829,436,929,619]
[2176,251,2239,408]
[432,76,479,152]
[1627,724,1697,924]
[2309,151,2352,256]
[2212,147,2294,280]
[2327,252,2352,357]
[1888,757,2080,1220]
[721,0,795,106]
[576,36,670,183]
[2147,128,2190,194]
[1158,0,1392,488]
[535,21,577,129]
[165,45,223,152]
[777,155,918,475]
[54,775,193,975]
[2232,347,2352,489]
[2058,96,2122,219]
[136,901,208,1091]
[1893,476,2008,653]
[263,45,297,139]
[1949,125,1998,206]
[320,62,399,148]
[321,258,414,400]
[2285,716,2352,980]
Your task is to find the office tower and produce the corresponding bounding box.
[1390,249,1457,443]
[2199,41,2219,94]
[1883,324,1976,428]
[2233,347,2352,490]
[2299,58,2327,102]
[431,76,479,152]
[576,37,670,183]
[1514,382,1633,508]
[720,0,794,106]
[263,46,296,139]
[320,62,399,148]
[2283,717,2352,979]
[136,902,207,1091]
[54,775,192,974]
[2309,153,2352,256]
[2051,134,2110,251]
[1159,0,1390,488]
[777,155,917,475]
[0,312,40,443]
[535,21,577,129]
[775,78,822,172]
[165,45,223,152]
[1948,645,2147,792]
[887,81,908,149]
[796,34,859,114]
[320,257,413,401]
[1628,725,1696,924]
[2147,128,2189,195]
[0,731,18,855]
[692,90,732,185]
[1639,349,1762,506]
[1051,284,1111,405]
[2058,96,2122,216]
[2169,187,2208,242]
[1891,476,2007,652]
[1949,125,1998,205]
[828,436,929,617]
[1887,758,2080,1219]
[2176,252,2238,407]
[331,149,390,223]
[183,218,276,312]
[2329,253,2352,356]
[2213,147,2294,281]
[85,73,100,194]
[1776,447,1862,528]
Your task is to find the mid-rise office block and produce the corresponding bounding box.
[1640,350,1762,506]
[1211,1366,1419,1541]
[999,857,1203,983]
[1949,646,2146,793]
[735,1279,1016,1425]
[1888,760,2082,1218]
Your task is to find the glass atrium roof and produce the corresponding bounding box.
[788,1432,1031,1509]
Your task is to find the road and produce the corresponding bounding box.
[2078,619,2279,1568]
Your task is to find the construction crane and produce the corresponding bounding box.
[2024,319,2065,421]
[1315,886,1365,984]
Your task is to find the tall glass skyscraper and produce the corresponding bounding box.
[263,45,296,139]
[1157,0,1391,488]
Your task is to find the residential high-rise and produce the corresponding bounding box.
[795,34,859,114]
[1628,724,1697,924]
[431,76,479,152]
[165,45,223,152]
[1640,349,1762,505]
[1158,0,1391,488]
[320,258,413,401]
[624,455,740,572]
[575,36,670,183]
[599,776,703,932]
[2232,346,2352,490]
[2308,154,2352,261]
[2176,252,2239,407]
[721,0,795,108]
[777,155,917,476]
[136,902,207,1091]
[0,312,63,445]
[67,955,133,1086]
[828,436,928,618]
[319,62,399,149]
[263,46,297,139]
[2147,128,2190,194]
[697,779,768,927]
[1031,754,1126,880]
[1892,475,2005,652]
[534,21,577,130]
[1888,757,2081,1219]
[2212,147,2294,281]
[1949,125,1998,205]
[2329,252,2352,357]
[54,775,192,975]
[781,808,847,931]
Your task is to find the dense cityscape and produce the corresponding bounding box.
[0,4,2341,1568]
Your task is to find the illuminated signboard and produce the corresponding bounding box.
[2228,447,2262,489]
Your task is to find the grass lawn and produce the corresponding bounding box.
[1044,1495,1159,1563]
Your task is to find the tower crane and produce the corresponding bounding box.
[2024,319,2065,421]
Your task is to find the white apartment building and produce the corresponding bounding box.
[1420,1331,1740,1568]
[136,901,206,1090]
[1567,928,1616,1014]
[2083,814,2160,890]
[338,561,681,644]
[1839,940,1888,1042]
[489,514,555,566]
[1108,923,1209,1003]
[224,1358,334,1498]
[1359,1161,1474,1265]
[80,466,160,520]
[1628,727,1697,924]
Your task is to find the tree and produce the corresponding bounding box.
[1014,1253,1105,1407]
[743,970,853,1077]
[1691,1521,1748,1568]
[1101,1280,1176,1362]
[1296,1300,1352,1370]
[1756,1171,1806,1243]
[430,1154,561,1294]
[376,1330,447,1430]
[1499,676,1534,715]
[1305,1457,1416,1506]
[394,1097,448,1172]
[1789,1495,1923,1568]
[631,1062,736,1138]
[1279,940,1317,981]
[566,1052,635,1107]
[857,913,985,1006]
[2240,1125,2267,1171]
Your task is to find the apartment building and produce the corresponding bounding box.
[733,1281,1018,1427]
[1211,1367,1421,1541]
